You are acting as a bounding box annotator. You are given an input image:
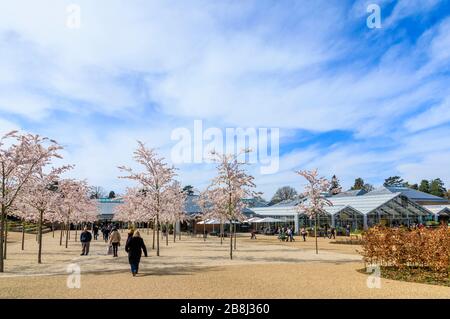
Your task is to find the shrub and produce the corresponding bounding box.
[360,225,450,274]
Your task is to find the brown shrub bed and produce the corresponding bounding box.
[359,225,450,285]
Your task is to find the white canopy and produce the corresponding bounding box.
[244,217,263,223]
[252,217,281,223]
[197,219,240,224]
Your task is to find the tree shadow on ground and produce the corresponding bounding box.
[84,265,221,277]
[233,255,360,264]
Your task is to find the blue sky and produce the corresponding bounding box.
[0,0,449,199]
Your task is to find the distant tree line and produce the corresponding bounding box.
[382,175,448,198]
[267,174,449,206]
[89,186,117,199]
[90,175,449,208]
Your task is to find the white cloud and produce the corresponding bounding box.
[405,97,450,132]
[0,0,449,197]
[0,118,20,136]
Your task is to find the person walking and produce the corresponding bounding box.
[101,225,105,241]
[345,224,351,237]
[330,226,336,239]
[324,224,329,239]
[301,227,307,242]
[102,225,110,242]
[288,227,295,242]
[108,227,121,257]
[93,224,99,240]
[80,227,92,256]
[126,227,135,246]
[125,230,148,276]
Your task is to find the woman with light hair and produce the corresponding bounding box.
[108,226,121,257]
[125,230,148,276]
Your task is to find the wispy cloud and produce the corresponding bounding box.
[0,0,449,198]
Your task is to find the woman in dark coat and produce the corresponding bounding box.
[125,230,148,276]
[126,228,135,246]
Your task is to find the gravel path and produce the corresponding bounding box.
[0,231,449,298]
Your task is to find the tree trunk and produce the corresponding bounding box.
[65,222,69,248]
[38,210,44,264]
[166,223,169,246]
[3,218,7,259]
[52,222,55,238]
[0,207,5,272]
[59,223,63,246]
[173,222,176,243]
[203,222,206,242]
[229,222,233,260]
[156,214,160,256]
[234,222,237,250]
[75,224,78,242]
[220,223,223,245]
[21,221,25,250]
[152,219,155,250]
[179,223,181,241]
[315,212,319,255]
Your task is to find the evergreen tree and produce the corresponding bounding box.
[383,176,406,187]
[409,183,418,190]
[108,191,116,199]
[429,178,446,197]
[351,178,365,190]
[182,185,194,196]
[329,175,342,194]
[418,180,430,193]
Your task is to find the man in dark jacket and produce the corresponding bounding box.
[80,227,92,256]
[93,225,99,240]
[125,230,148,276]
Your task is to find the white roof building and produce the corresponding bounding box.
[250,191,433,233]
[423,205,450,217]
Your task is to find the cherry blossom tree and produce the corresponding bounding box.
[296,169,332,254]
[137,188,157,245]
[198,187,229,243]
[57,179,94,248]
[18,166,71,263]
[71,196,99,238]
[10,207,34,251]
[159,181,186,246]
[0,131,62,272]
[207,150,258,260]
[119,141,177,256]
[113,187,150,226]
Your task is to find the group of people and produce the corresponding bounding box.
[79,225,148,276]
[248,224,342,242]
[277,227,295,242]
[87,223,115,242]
